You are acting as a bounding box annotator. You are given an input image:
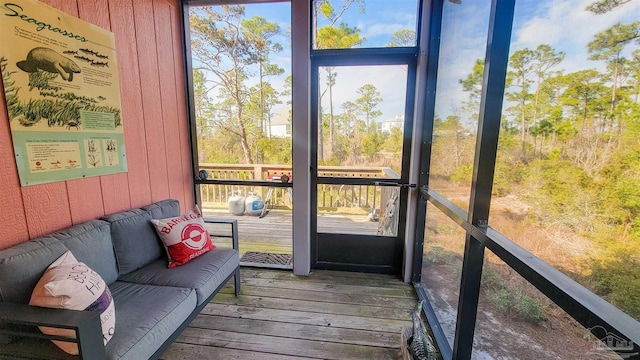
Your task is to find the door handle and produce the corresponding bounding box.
[374,181,417,188]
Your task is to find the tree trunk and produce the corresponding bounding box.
[259,62,265,135]
[328,69,335,158]
[609,60,619,130]
[520,74,527,156]
[521,99,526,155]
[532,76,541,127]
[318,107,324,163]
[237,107,253,164]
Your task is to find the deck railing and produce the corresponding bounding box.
[198,163,399,213]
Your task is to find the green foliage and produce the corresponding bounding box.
[423,246,462,276]
[493,157,525,196]
[9,94,121,129]
[480,264,502,289]
[28,70,59,91]
[482,265,547,325]
[1,57,21,119]
[589,245,640,320]
[587,22,640,62]
[258,136,292,164]
[525,158,600,231]
[559,69,609,121]
[360,124,383,161]
[1,48,120,130]
[387,29,416,47]
[586,0,632,14]
[317,22,364,49]
[459,58,484,101]
[190,5,286,164]
[355,84,382,126]
[381,127,403,152]
[513,294,547,325]
[450,164,472,185]
[598,150,640,231]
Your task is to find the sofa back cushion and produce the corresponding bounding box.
[102,209,159,276]
[142,199,180,219]
[53,220,118,285]
[0,237,67,305]
[102,200,180,276]
[0,220,118,304]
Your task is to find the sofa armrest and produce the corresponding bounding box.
[0,302,106,360]
[203,218,241,296]
[203,218,239,251]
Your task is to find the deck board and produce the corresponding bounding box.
[218,285,419,309]
[203,209,387,257]
[161,268,417,360]
[212,293,412,320]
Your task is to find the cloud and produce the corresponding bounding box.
[433,1,492,120]
[434,0,640,120]
[501,0,640,105]
[513,0,640,64]
[363,22,408,38]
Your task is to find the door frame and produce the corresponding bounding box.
[309,51,418,274]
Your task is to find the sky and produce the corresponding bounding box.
[434,0,640,124]
[191,0,640,126]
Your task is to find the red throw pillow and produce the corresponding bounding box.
[151,206,215,268]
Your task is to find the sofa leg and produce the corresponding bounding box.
[234,267,241,296]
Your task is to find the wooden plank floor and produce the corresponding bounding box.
[202,209,384,257]
[160,268,418,360]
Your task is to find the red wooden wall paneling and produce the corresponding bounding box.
[0,0,191,249]
[153,0,187,212]
[132,0,171,203]
[170,3,195,211]
[0,75,30,246]
[78,0,133,215]
[59,1,104,224]
[108,0,153,209]
[19,0,79,238]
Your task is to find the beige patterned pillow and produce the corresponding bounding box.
[30,251,115,355]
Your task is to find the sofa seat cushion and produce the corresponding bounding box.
[120,248,238,306]
[105,281,196,360]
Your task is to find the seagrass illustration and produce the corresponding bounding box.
[1,57,21,119]
[104,139,118,166]
[85,139,102,168]
[1,56,121,130]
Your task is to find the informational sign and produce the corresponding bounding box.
[0,0,126,186]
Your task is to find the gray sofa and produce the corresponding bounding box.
[0,199,240,360]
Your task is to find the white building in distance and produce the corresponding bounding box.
[377,114,404,133]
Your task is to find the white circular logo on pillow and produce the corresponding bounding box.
[181,223,207,250]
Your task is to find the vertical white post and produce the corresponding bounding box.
[292,0,311,276]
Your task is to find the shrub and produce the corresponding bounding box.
[487,288,547,325]
[482,262,547,325]
[450,164,473,185]
[487,289,514,313]
[589,246,640,321]
[515,295,547,325]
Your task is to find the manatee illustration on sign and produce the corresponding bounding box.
[16,47,81,81]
